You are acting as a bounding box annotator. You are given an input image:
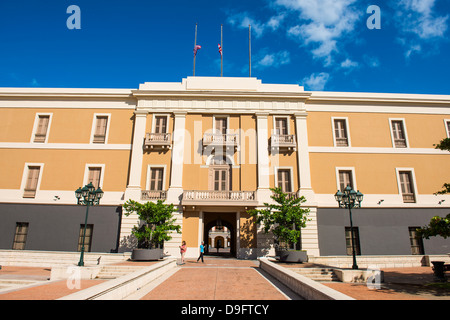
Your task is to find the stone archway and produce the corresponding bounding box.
[203,212,236,257]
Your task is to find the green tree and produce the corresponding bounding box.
[248,187,310,250]
[416,214,450,239]
[416,138,450,239]
[434,137,450,195]
[123,199,181,249]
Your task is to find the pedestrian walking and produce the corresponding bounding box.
[197,241,205,263]
[179,241,187,264]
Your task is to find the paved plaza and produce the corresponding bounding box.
[0,256,449,301]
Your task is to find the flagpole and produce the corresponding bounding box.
[221,24,223,77]
[193,23,198,77]
[249,24,252,77]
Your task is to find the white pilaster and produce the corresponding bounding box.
[294,112,314,201]
[124,110,148,201]
[295,112,320,257]
[166,111,187,204]
[255,112,272,201]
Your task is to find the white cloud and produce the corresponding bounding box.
[340,58,358,68]
[267,14,285,30]
[302,72,330,91]
[255,50,291,69]
[397,0,448,39]
[277,0,361,65]
[363,55,380,68]
[227,12,285,38]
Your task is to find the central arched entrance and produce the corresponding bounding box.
[203,212,236,257]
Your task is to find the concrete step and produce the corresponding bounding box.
[0,250,131,268]
[95,265,146,279]
[0,279,47,293]
[293,268,340,282]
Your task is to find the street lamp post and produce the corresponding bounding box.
[75,183,103,267]
[334,185,364,270]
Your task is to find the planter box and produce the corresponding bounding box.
[131,248,163,261]
[278,250,308,263]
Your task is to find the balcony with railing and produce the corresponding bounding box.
[394,138,407,148]
[182,190,257,206]
[144,133,172,149]
[402,193,416,203]
[141,190,167,201]
[202,133,239,151]
[270,134,297,152]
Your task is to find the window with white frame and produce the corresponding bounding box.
[91,114,110,144]
[445,119,450,138]
[276,168,293,193]
[23,165,42,198]
[149,168,164,191]
[274,117,288,135]
[154,115,168,134]
[84,165,104,190]
[333,118,349,147]
[87,167,102,189]
[398,170,416,203]
[214,117,228,135]
[33,114,51,143]
[338,169,354,192]
[390,119,408,148]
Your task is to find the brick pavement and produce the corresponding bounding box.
[140,258,293,300]
[0,258,448,300]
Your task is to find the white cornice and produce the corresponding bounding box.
[307,91,450,107]
[0,88,134,99]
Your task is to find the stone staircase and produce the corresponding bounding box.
[95,265,147,280]
[0,250,131,268]
[0,279,47,293]
[292,267,340,282]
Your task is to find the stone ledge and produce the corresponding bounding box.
[258,258,355,300]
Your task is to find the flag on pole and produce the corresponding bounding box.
[218,44,222,56]
[194,45,202,56]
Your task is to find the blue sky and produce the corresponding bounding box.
[0,0,449,94]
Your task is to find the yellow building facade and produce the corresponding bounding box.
[0,78,449,258]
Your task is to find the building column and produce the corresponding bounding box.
[255,112,272,201]
[124,110,148,201]
[294,112,320,257]
[294,112,313,195]
[166,111,187,204]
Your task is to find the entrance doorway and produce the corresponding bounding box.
[203,212,236,257]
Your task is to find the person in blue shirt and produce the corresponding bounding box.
[196,241,205,263]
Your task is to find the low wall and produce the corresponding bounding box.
[259,258,354,300]
[58,258,177,300]
[309,255,450,268]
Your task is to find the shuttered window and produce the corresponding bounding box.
[23,166,41,198]
[12,222,29,250]
[215,118,227,135]
[150,168,164,191]
[34,115,50,143]
[399,171,415,203]
[88,167,102,189]
[77,224,94,252]
[391,120,407,147]
[154,116,167,134]
[277,169,292,193]
[338,170,353,192]
[334,119,348,146]
[275,117,288,135]
[93,116,108,143]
